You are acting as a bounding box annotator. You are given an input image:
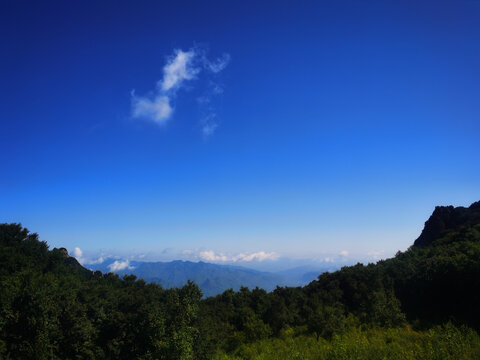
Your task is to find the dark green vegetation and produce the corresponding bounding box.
[1,201,480,359]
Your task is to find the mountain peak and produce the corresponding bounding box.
[413,201,480,247]
[55,247,70,258]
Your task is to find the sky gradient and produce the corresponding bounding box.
[1,0,479,267]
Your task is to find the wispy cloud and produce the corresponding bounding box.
[131,46,229,134]
[160,49,198,91]
[204,53,231,73]
[200,113,218,138]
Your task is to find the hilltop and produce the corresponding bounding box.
[414,201,480,247]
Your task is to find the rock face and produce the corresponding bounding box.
[413,201,480,247]
[57,247,69,258]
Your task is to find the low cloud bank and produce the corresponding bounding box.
[198,250,279,263]
[108,260,135,272]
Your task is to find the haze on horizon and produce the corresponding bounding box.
[1,0,479,269]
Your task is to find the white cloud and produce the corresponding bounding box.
[73,247,83,258]
[71,247,87,264]
[108,260,135,272]
[131,93,172,124]
[160,49,198,91]
[233,251,279,262]
[198,250,279,263]
[72,247,109,266]
[339,250,349,257]
[199,250,229,262]
[86,256,105,265]
[131,46,229,135]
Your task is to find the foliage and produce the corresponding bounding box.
[1,201,480,358]
[214,324,480,360]
[0,224,202,359]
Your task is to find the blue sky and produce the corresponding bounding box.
[1,0,479,267]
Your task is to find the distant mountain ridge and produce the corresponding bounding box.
[89,259,332,297]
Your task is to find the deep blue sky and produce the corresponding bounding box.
[1,0,479,265]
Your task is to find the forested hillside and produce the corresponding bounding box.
[1,201,480,359]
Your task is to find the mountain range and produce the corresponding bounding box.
[88,259,339,297]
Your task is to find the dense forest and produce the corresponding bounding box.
[1,201,480,359]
